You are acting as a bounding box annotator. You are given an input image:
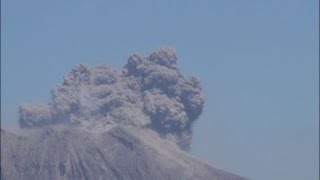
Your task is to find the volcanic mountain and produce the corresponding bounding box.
[1,47,248,180]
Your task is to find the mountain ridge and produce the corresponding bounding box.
[1,126,248,180]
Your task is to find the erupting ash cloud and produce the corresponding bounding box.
[19,46,204,149]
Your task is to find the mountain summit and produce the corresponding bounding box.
[1,47,248,180]
[1,126,247,180]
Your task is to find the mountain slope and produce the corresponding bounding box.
[1,126,248,180]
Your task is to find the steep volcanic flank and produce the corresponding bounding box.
[1,47,248,180]
[1,127,247,180]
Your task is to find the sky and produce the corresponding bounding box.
[1,0,319,179]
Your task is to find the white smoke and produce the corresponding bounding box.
[18,46,204,149]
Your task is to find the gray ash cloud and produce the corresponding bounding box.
[18,46,204,149]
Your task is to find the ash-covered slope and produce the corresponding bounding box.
[1,47,248,179]
[1,127,247,180]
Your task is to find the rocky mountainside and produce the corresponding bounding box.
[1,47,249,180]
[1,126,247,180]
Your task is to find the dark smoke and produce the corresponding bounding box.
[18,46,204,149]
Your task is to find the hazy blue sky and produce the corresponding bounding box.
[1,0,318,179]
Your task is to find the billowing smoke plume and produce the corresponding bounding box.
[19,46,204,149]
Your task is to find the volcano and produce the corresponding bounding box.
[1,126,247,180]
[1,47,248,180]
